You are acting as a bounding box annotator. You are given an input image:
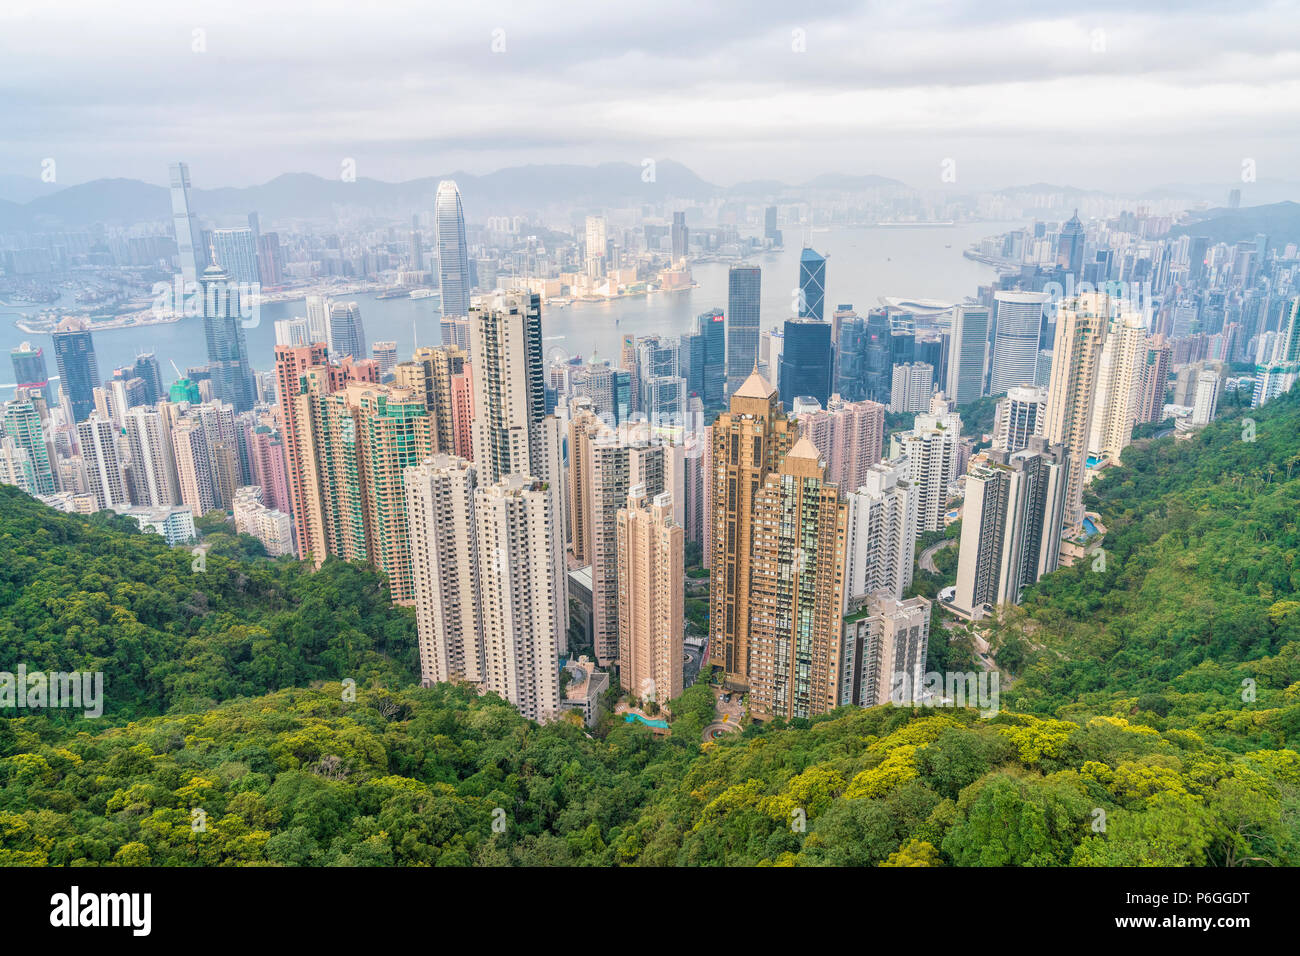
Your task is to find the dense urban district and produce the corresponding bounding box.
[0,168,1298,866]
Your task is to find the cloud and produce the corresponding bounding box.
[1,0,1298,191]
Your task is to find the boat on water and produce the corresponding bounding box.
[408,288,436,299]
[377,288,410,299]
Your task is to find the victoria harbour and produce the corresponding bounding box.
[0,221,1016,388]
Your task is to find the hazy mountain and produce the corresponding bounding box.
[724,179,793,196]
[1167,200,1300,245]
[14,178,170,230]
[0,174,64,204]
[0,160,730,230]
[801,173,907,190]
[1148,180,1300,207]
[995,182,1109,197]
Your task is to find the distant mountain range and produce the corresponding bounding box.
[0,162,911,231]
[0,161,1295,232]
[1167,200,1300,246]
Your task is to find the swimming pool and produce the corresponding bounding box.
[1082,517,1099,536]
[625,712,669,729]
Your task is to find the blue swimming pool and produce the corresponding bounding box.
[1082,517,1099,536]
[625,713,669,729]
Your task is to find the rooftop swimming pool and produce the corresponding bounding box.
[1082,517,1099,536]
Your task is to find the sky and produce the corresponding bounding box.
[3,0,1299,192]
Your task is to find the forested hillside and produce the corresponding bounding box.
[995,386,1300,751]
[0,491,416,718]
[1,389,1298,865]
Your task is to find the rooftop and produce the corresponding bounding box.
[733,368,776,400]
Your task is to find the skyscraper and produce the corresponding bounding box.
[468,292,554,483]
[132,353,164,406]
[993,385,1049,453]
[670,211,689,261]
[617,486,684,704]
[798,395,886,493]
[1044,293,1110,528]
[695,309,726,406]
[2,399,56,495]
[468,291,567,640]
[843,459,917,601]
[953,438,1068,618]
[200,258,256,412]
[764,206,782,246]
[726,265,762,392]
[258,232,284,287]
[10,342,50,404]
[52,318,99,424]
[1088,309,1146,462]
[709,368,797,689]
[583,426,667,666]
[274,342,331,560]
[779,318,833,407]
[296,366,364,563]
[410,214,425,272]
[1136,337,1173,424]
[123,406,180,507]
[798,247,826,321]
[566,401,603,563]
[619,334,640,414]
[405,454,483,686]
[636,336,686,427]
[1191,369,1221,425]
[946,305,990,405]
[435,181,472,319]
[991,291,1050,395]
[0,435,35,494]
[396,345,470,456]
[169,161,202,284]
[305,295,331,343]
[275,318,311,348]
[440,316,471,353]
[351,382,435,603]
[328,302,368,362]
[372,341,398,379]
[210,228,261,285]
[839,594,931,709]
[78,415,128,511]
[584,216,608,277]
[888,362,934,413]
[475,473,564,722]
[1056,210,1085,277]
[747,437,848,720]
[246,424,291,516]
[888,411,962,533]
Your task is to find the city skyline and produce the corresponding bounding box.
[1,0,1298,885]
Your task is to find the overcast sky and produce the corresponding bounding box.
[3,0,1299,191]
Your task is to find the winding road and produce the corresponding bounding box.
[918,538,957,573]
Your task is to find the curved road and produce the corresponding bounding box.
[918,538,957,573]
